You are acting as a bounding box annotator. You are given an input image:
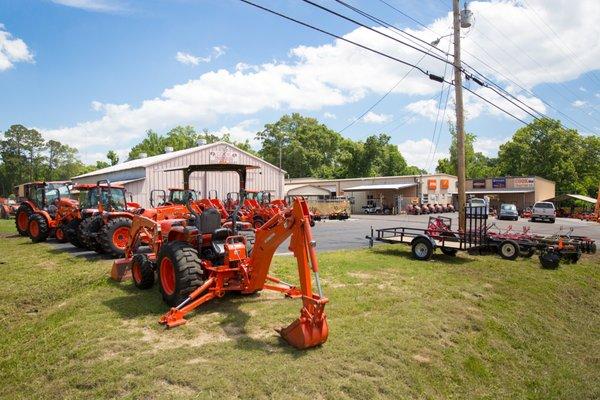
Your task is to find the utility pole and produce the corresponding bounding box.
[453,0,467,231]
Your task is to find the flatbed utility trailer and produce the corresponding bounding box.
[366,211,505,261]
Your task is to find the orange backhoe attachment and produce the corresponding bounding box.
[158,198,329,349]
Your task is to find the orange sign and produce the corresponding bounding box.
[427,179,437,190]
[440,179,449,189]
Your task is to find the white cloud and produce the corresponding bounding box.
[176,46,227,66]
[473,137,508,156]
[213,119,260,147]
[50,0,125,12]
[572,100,588,108]
[176,51,202,66]
[579,86,587,92]
[0,25,34,71]
[397,139,449,172]
[39,0,599,159]
[362,111,391,124]
[324,112,336,119]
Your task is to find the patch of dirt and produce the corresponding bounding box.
[412,354,431,364]
[348,272,372,280]
[158,378,196,397]
[185,356,209,365]
[0,233,20,239]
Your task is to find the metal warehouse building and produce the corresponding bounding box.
[285,174,458,214]
[71,142,285,208]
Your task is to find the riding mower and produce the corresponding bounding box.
[112,164,328,349]
[13,181,72,236]
[27,187,81,243]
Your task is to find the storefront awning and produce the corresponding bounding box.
[344,183,417,191]
[544,194,597,204]
[465,189,534,194]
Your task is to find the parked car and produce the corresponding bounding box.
[466,197,488,216]
[531,201,556,223]
[498,203,518,221]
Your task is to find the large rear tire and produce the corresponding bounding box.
[132,253,155,290]
[15,205,32,236]
[99,217,132,258]
[28,214,49,243]
[157,241,204,307]
[79,216,105,253]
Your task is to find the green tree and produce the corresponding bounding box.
[257,113,350,178]
[436,125,500,178]
[107,150,119,166]
[0,124,46,184]
[45,140,81,180]
[496,118,587,194]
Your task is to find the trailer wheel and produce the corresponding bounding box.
[499,240,519,260]
[441,247,457,257]
[539,252,560,269]
[132,253,155,290]
[157,241,204,307]
[15,205,32,236]
[28,214,49,243]
[411,237,434,261]
[519,247,536,258]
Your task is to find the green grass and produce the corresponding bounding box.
[0,218,599,399]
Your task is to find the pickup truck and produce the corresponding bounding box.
[531,201,556,223]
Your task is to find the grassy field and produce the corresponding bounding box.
[0,218,599,399]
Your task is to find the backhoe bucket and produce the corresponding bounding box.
[279,300,328,349]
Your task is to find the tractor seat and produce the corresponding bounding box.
[211,227,232,257]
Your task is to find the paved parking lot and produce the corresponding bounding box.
[47,213,600,258]
[310,213,600,252]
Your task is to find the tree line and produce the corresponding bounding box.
[1,114,598,197]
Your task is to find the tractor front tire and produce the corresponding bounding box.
[28,214,49,243]
[157,241,204,307]
[499,240,519,260]
[66,219,85,248]
[99,217,132,258]
[55,225,69,243]
[15,205,32,236]
[252,216,266,229]
[132,253,155,290]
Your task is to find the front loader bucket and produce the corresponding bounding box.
[111,258,132,281]
[279,300,329,349]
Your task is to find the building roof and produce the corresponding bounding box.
[544,194,597,204]
[286,173,455,185]
[466,189,535,194]
[73,142,283,179]
[284,184,332,196]
[344,183,417,191]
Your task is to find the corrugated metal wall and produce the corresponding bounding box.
[144,143,283,208]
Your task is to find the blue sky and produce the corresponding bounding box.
[1,0,599,171]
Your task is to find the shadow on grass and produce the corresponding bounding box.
[104,279,310,356]
[371,246,476,265]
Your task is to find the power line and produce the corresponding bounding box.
[339,53,428,133]
[428,83,452,172]
[238,0,431,75]
[238,0,531,126]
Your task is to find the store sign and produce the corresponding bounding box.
[440,179,449,189]
[473,179,486,189]
[492,178,506,188]
[514,177,535,188]
[427,179,437,190]
[209,145,240,164]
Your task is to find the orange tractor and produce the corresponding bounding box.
[13,181,72,236]
[78,180,143,257]
[0,197,17,220]
[27,187,81,243]
[112,164,329,349]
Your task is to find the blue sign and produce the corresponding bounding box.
[492,178,507,188]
